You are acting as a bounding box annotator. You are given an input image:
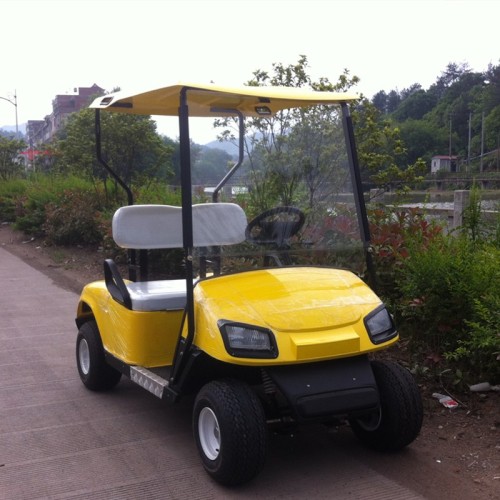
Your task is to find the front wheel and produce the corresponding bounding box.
[76,320,122,391]
[350,360,423,451]
[193,379,267,486]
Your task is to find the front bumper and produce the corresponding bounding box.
[265,355,379,420]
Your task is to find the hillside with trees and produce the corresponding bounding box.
[371,61,500,171]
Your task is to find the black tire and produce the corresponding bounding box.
[350,360,423,451]
[193,379,268,486]
[76,320,122,391]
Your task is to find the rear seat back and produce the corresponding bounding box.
[113,203,247,249]
[108,203,247,311]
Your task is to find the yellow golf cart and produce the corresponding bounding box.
[75,83,422,486]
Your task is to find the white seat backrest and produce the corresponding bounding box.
[112,203,247,249]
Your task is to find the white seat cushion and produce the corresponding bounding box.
[126,279,187,311]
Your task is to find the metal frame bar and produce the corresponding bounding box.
[94,109,139,281]
[341,103,376,287]
[211,109,245,202]
[170,87,196,385]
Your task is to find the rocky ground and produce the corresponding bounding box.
[1,222,498,498]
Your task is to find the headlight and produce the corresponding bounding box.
[218,321,278,358]
[364,305,397,344]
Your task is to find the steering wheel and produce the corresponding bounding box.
[245,206,305,247]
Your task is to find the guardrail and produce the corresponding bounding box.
[371,189,498,230]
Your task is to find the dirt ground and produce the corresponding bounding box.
[1,222,498,498]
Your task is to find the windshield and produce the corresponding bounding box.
[190,104,367,279]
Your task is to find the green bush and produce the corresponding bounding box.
[368,207,444,302]
[12,175,98,237]
[446,290,500,382]
[369,202,499,384]
[43,189,105,246]
[15,191,57,236]
[0,196,17,222]
[397,239,499,383]
[0,178,27,222]
[135,181,182,205]
[398,238,473,350]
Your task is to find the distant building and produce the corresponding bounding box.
[431,155,459,173]
[27,84,104,147]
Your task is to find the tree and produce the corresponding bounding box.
[56,108,174,197]
[381,61,500,167]
[215,55,315,210]
[216,55,361,212]
[372,90,388,114]
[0,136,25,179]
[386,90,401,114]
[484,105,500,156]
[442,62,471,84]
[353,99,426,191]
[391,89,436,121]
[398,119,448,165]
[192,147,233,185]
[400,83,422,100]
[420,65,499,160]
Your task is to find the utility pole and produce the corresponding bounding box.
[480,111,485,173]
[449,115,452,159]
[467,111,472,172]
[0,90,18,137]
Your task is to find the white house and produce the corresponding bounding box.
[431,155,459,173]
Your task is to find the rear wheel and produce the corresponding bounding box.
[193,379,267,486]
[350,360,423,451]
[76,320,121,391]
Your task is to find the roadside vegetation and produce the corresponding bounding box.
[369,191,499,386]
[0,57,498,387]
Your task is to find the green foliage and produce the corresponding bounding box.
[135,182,182,205]
[368,201,499,384]
[377,61,500,167]
[446,291,500,382]
[216,56,363,213]
[55,108,174,197]
[15,186,59,236]
[13,175,103,238]
[398,119,448,165]
[0,178,28,222]
[4,174,184,248]
[368,207,444,301]
[43,190,104,246]
[459,183,500,245]
[353,100,427,191]
[398,238,472,350]
[192,147,233,185]
[396,238,499,383]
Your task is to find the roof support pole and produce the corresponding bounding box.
[212,109,245,202]
[95,109,138,280]
[341,103,376,288]
[171,87,196,386]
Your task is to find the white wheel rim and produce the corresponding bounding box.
[78,338,90,375]
[198,407,220,461]
[356,408,382,431]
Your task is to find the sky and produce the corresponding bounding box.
[1,0,499,144]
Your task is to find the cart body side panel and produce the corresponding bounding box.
[76,281,183,367]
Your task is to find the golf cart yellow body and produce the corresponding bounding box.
[75,83,422,486]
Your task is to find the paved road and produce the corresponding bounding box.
[0,247,482,499]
